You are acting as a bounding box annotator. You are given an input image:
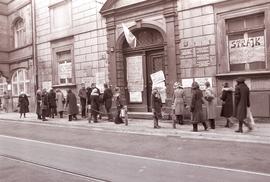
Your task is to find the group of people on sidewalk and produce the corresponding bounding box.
[33,83,124,124]
[151,77,253,133]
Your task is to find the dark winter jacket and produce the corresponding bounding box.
[235,82,250,121]
[18,94,29,113]
[220,87,233,118]
[66,91,79,115]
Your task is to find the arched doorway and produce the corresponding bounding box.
[120,27,166,112]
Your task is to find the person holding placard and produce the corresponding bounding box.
[151,87,162,129]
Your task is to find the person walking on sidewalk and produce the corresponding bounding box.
[204,81,216,129]
[152,87,162,129]
[18,92,29,118]
[113,87,124,124]
[36,89,42,120]
[41,89,49,121]
[48,88,57,118]
[234,77,252,133]
[2,91,10,112]
[172,82,186,128]
[78,83,87,118]
[190,82,208,132]
[66,89,78,121]
[56,89,65,118]
[220,82,233,127]
[103,83,113,122]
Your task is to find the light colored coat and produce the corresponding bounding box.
[56,92,65,112]
[172,88,185,115]
[204,87,216,119]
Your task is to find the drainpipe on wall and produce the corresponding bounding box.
[31,0,38,91]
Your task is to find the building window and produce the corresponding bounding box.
[14,19,25,48]
[226,13,265,72]
[0,76,8,96]
[57,50,73,85]
[12,69,30,96]
[50,0,72,32]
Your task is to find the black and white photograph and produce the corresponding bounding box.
[0,0,270,181]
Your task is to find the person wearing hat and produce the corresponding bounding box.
[172,82,186,128]
[204,81,216,129]
[220,82,234,127]
[151,87,162,128]
[113,87,124,124]
[90,83,100,123]
[66,89,79,121]
[234,77,252,133]
[190,82,208,132]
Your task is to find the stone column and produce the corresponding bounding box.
[106,17,117,88]
[164,11,177,96]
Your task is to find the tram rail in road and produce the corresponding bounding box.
[0,134,270,182]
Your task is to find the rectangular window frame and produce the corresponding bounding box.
[216,6,270,75]
[52,45,75,86]
[49,0,72,33]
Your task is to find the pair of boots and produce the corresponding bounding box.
[172,115,183,129]
[209,119,215,129]
[59,111,63,118]
[68,114,78,121]
[235,120,253,133]
[192,122,208,132]
[225,118,232,128]
[154,117,161,129]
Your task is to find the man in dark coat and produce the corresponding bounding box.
[41,89,49,121]
[78,83,87,118]
[103,83,113,121]
[90,83,100,123]
[190,82,208,132]
[36,89,42,120]
[66,89,79,121]
[220,82,233,127]
[234,77,252,133]
[48,88,57,118]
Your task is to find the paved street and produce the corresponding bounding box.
[0,116,270,182]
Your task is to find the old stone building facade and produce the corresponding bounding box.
[0,0,35,110]
[0,0,270,118]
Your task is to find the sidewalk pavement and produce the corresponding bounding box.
[0,112,270,144]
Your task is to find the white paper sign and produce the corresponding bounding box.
[194,77,212,90]
[182,78,194,88]
[126,56,144,91]
[150,70,165,85]
[129,91,142,103]
[42,81,52,90]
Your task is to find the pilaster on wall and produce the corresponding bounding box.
[106,17,117,88]
[163,1,178,96]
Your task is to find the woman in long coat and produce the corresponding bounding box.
[56,89,65,118]
[172,82,186,128]
[18,92,29,118]
[48,89,57,118]
[190,82,208,132]
[204,81,216,129]
[103,83,113,121]
[151,87,162,128]
[220,82,233,127]
[2,91,10,112]
[66,89,78,121]
[90,86,100,123]
[113,87,124,124]
[234,77,252,133]
[36,89,42,119]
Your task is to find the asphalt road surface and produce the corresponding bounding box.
[0,119,270,182]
